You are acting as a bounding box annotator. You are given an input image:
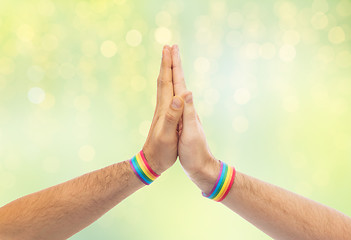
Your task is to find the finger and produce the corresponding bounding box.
[171,45,187,96]
[181,91,197,126]
[162,95,184,135]
[178,116,183,136]
[157,45,174,109]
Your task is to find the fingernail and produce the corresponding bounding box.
[172,97,182,109]
[185,92,193,103]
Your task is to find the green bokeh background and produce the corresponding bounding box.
[0,0,350,239]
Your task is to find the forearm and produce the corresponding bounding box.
[0,160,144,240]
[223,172,351,240]
[191,162,351,240]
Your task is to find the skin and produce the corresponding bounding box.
[171,45,351,240]
[0,46,184,240]
[0,44,350,240]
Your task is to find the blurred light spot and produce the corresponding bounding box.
[131,75,146,92]
[79,145,95,162]
[74,95,91,111]
[226,31,243,48]
[335,51,351,68]
[28,87,46,104]
[27,66,44,82]
[194,57,210,74]
[82,40,98,57]
[234,88,251,105]
[243,20,265,39]
[210,1,227,19]
[311,12,328,29]
[101,40,118,58]
[17,24,34,42]
[154,27,172,44]
[232,116,249,133]
[42,156,60,173]
[328,27,345,44]
[40,93,56,110]
[37,0,56,16]
[243,43,260,59]
[164,1,184,15]
[59,63,76,79]
[155,11,172,27]
[279,45,296,62]
[336,0,351,17]
[312,0,329,13]
[282,30,300,45]
[275,1,297,20]
[139,120,151,137]
[315,45,334,63]
[92,1,107,14]
[282,96,299,112]
[260,43,276,59]
[126,30,142,47]
[227,12,244,29]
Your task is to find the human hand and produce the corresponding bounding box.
[170,45,221,193]
[142,46,185,175]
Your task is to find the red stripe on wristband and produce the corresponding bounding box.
[217,167,236,202]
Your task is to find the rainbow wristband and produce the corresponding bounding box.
[202,161,236,202]
[129,150,160,185]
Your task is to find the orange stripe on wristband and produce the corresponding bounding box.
[212,166,234,202]
[217,167,236,202]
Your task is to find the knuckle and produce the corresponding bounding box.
[182,90,192,99]
[164,111,177,124]
[158,77,171,85]
[174,77,185,86]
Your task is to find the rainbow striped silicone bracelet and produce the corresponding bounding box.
[202,161,236,202]
[129,150,160,185]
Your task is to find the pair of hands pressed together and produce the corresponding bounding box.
[142,45,220,194]
[1,45,350,240]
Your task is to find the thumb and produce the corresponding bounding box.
[162,95,184,135]
[181,91,197,125]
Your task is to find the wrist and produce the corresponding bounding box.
[187,155,221,194]
[141,147,166,175]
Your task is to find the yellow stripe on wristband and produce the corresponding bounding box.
[135,152,157,181]
[212,166,234,202]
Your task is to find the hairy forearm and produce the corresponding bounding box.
[0,160,144,240]
[224,172,351,240]
[191,160,351,240]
